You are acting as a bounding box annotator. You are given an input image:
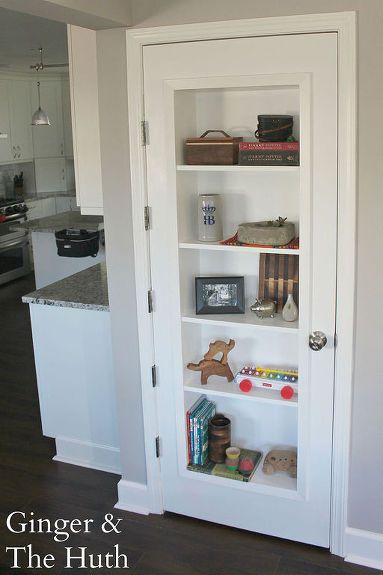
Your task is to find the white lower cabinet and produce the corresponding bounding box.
[134,32,338,546]
[34,158,66,193]
[54,196,71,213]
[28,303,120,473]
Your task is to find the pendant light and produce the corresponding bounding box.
[31,48,50,126]
[31,81,50,126]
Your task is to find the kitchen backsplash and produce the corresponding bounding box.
[0,162,36,198]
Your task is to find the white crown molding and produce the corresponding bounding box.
[127,11,356,44]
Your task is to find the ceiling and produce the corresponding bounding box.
[0,7,68,72]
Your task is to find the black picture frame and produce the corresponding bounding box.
[195,276,245,315]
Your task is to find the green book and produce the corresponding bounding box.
[191,398,209,464]
[194,399,214,464]
[198,402,216,465]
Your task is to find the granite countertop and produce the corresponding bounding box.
[25,190,76,200]
[11,211,104,233]
[22,263,109,311]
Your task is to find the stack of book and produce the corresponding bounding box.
[238,141,300,166]
[186,396,216,465]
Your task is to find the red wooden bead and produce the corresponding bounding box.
[281,385,294,400]
[239,379,252,393]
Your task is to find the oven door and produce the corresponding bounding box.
[0,213,28,243]
[0,237,30,285]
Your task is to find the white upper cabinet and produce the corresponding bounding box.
[61,79,73,158]
[0,81,12,163]
[31,79,64,159]
[67,25,103,215]
[8,79,33,161]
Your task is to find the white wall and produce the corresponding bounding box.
[96,29,147,484]
[0,0,131,28]
[128,0,383,537]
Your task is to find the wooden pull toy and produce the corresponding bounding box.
[187,339,235,385]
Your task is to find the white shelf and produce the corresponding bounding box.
[177,164,299,173]
[184,377,298,407]
[182,310,299,332]
[179,240,300,255]
[183,446,298,497]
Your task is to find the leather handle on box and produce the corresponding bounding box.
[200,129,232,139]
[255,123,293,138]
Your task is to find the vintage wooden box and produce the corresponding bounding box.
[185,130,243,165]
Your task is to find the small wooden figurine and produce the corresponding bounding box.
[187,339,235,385]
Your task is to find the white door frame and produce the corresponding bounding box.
[126,11,356,557]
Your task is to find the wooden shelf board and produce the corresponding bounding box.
[184,378,298,407]
[181,310,299,332]
[179,241,300,255]
[177,164,299,173]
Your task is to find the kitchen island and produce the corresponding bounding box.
[23,263,120,474]
[12,211,105,289]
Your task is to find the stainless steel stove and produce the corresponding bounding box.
[0,198,30,285]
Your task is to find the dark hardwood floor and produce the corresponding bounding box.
[0,274,380,575]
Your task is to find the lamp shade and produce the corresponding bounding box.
[31,106,50,126]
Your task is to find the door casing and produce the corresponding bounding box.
[125,11,356,557]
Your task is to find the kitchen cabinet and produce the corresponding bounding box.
[54,195,78,213]
[54,196,71,213]
[26,197,56,220]
[133,31,338,546]
[31,79,64,159]
[68,25,103,215]
[0,81,12,163]
[26,199,45,221]
[61,79,73,158]
[27,300,120,473]
[35,157,66,193]
[8,79,33,161]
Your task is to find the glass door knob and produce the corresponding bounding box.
[309,331,327,351]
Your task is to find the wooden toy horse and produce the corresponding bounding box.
[187,339,235,385]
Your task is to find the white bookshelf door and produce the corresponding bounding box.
[143,32,337,546]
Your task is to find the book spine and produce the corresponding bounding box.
[187,396,205,465]
[186,409,191,464]
[192,399,208,464]
[239,142,299,151]
[200,404,216,465]
[239,150,299,166]
[195,401,211,465]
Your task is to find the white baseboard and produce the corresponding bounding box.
[345,527,383,570]
[115,479,152,515]
[53,436,121,474]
